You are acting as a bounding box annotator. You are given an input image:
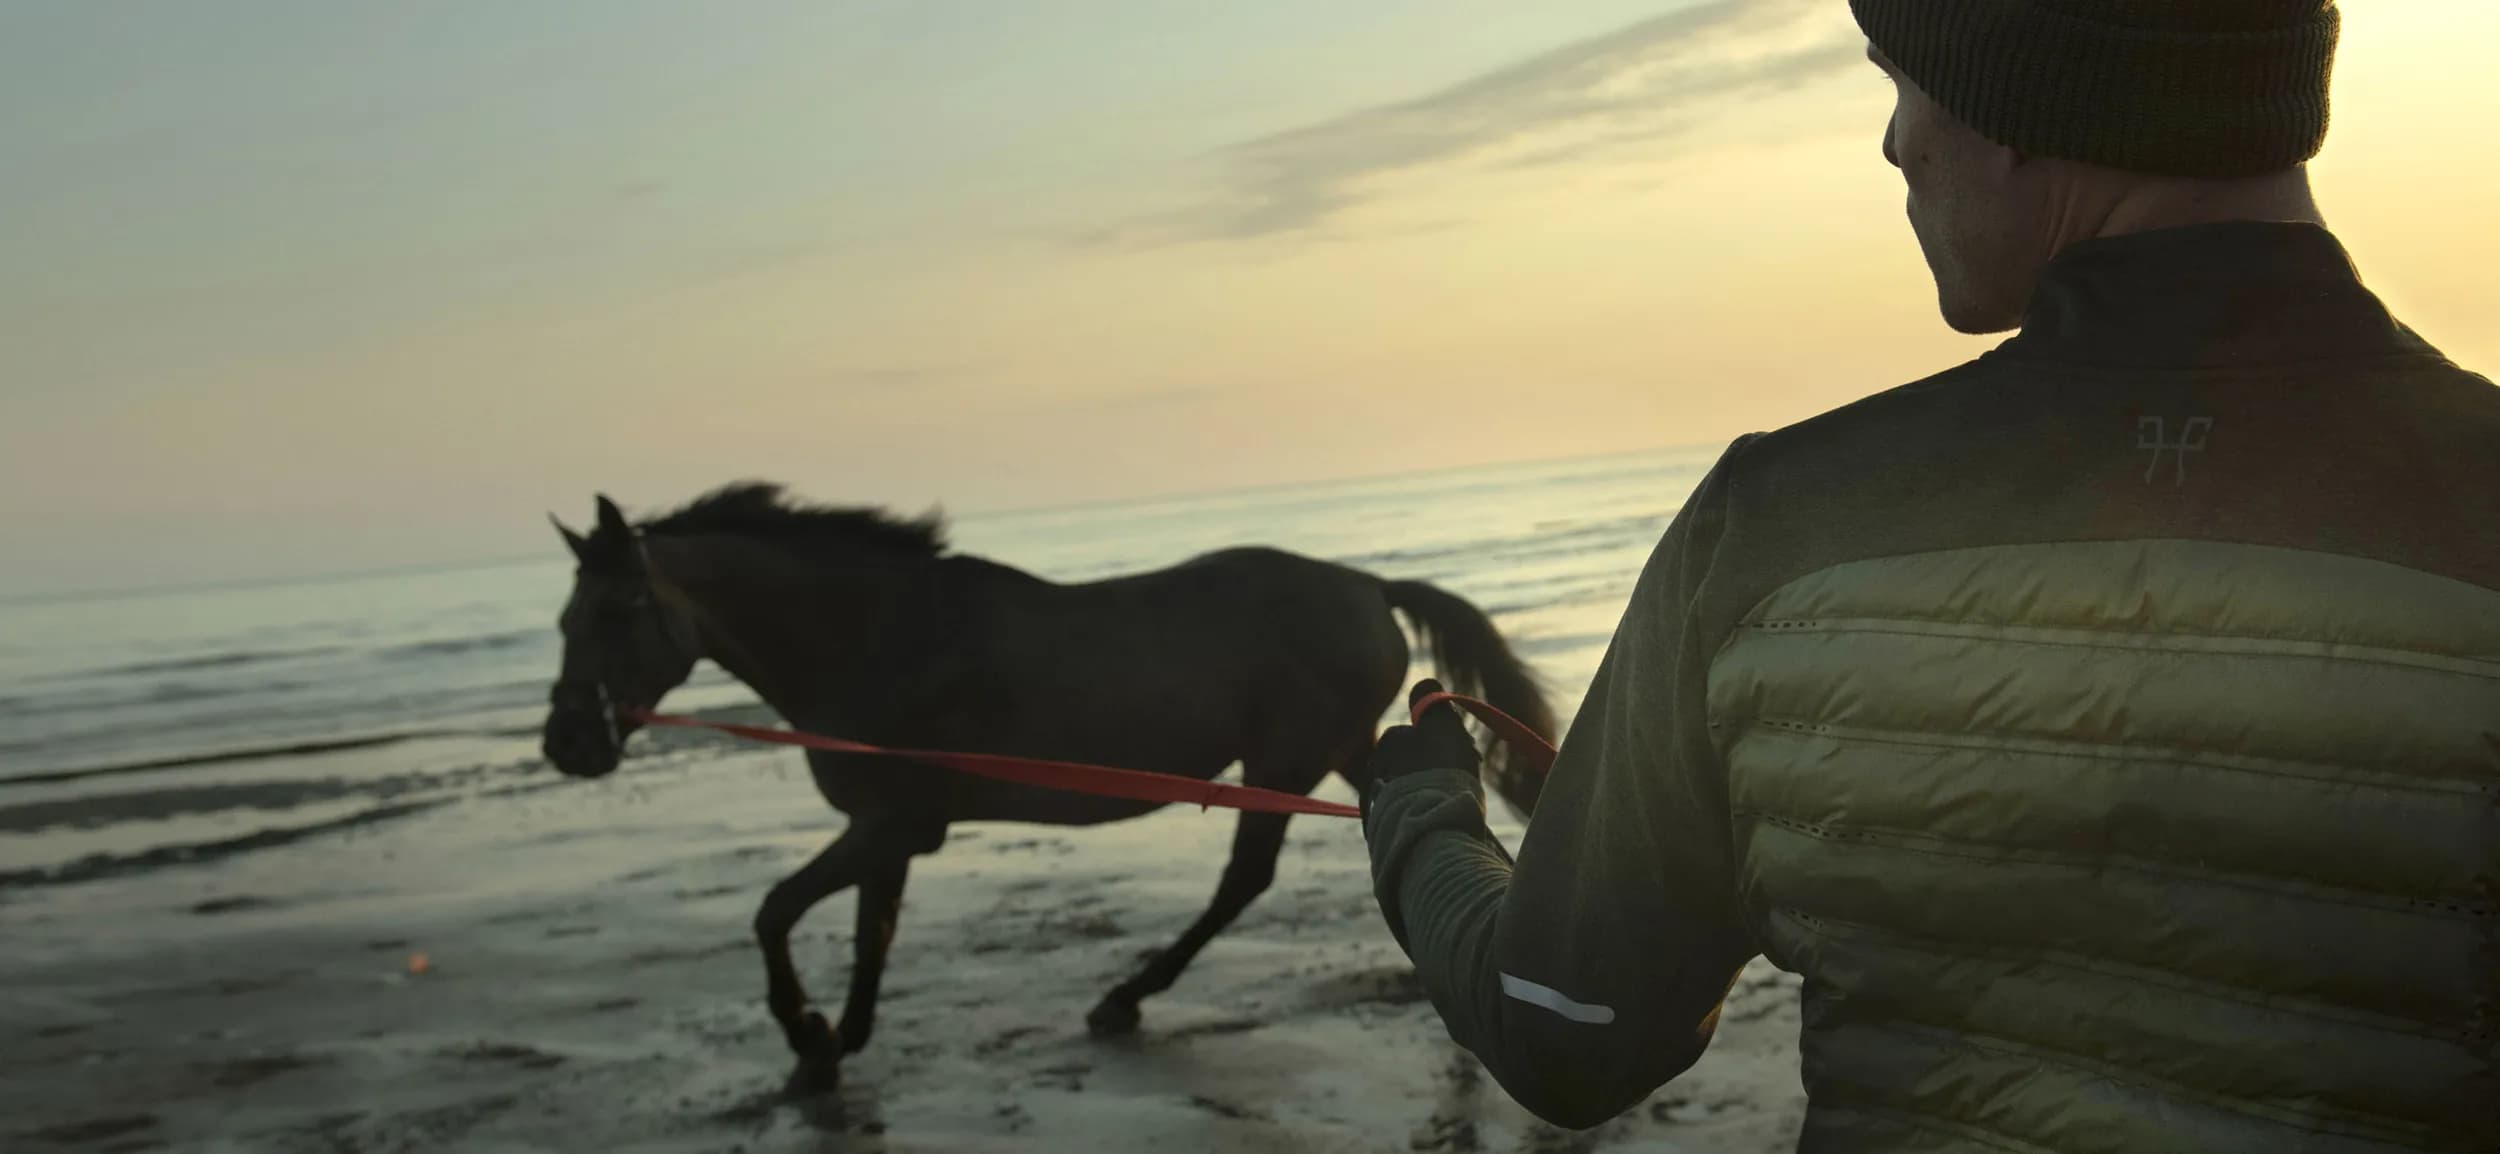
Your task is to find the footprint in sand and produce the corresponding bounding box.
[1037,912,1124,941]
[1031,1060,1091,1092]
[18,1113,159,1148]
[975,1025,1046,1057]
[1189,1094,1267,1122]
[1648,1093,1752,1125]
[1410,1112,1483,1152]
[442,1041,567,1070]
[203,1051,329,1089]
[1159,1017,1265,1043]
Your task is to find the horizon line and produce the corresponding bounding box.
[0,440,1722,606]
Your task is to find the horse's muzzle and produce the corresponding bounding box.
[543,682,631,779]
[542,716,622,779]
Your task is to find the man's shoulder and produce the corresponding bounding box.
[1698,341,2500,605]
[1717,355,2010,496]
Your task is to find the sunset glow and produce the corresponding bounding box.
[3,1,2491,593]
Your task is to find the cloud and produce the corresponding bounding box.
[828,364,980,392]
[1052,383,1231,415]
[1107,0,1862,246]
[830,366,1218,418]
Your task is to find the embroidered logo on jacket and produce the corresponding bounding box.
[2136,416,2214,486]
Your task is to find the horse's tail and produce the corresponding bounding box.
[1382,579,1558,819]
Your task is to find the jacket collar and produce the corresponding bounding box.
[1996,221,2431,369]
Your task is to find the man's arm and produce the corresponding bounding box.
[1365,445,1761,1129]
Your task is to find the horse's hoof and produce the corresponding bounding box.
[783,1053,842,1097]
[778,1009,846,1088]
[1086,998,1142,1037]
[795,1009,842,1055]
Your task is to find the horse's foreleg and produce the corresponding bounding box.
[834,856,909,1056]
[754,826,886,1088]
[1087,809,1291,1036]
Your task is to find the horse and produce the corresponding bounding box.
[538,483,1554,1090]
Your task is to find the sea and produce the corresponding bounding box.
[0,447,1720,886]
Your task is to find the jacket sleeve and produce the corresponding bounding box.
[1365,442,1762,1130]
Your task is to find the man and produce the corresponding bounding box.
[1361,2,2500,1150]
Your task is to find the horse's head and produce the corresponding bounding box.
[541,494,698,779]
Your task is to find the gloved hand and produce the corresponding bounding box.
[1362,678,1481,819]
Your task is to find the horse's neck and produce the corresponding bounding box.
[645,533,939,730]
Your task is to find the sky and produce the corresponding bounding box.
[3,1,2495,596]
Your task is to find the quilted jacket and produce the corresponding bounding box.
[1367,222,2500,1152]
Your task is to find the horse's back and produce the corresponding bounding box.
[950,544,1407,782]
[1072,546,1404,665]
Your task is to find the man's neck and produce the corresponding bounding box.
[2096,168,2326,240]
[2039,165,2327,257]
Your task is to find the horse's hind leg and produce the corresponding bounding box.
[1087,808,1291,1036]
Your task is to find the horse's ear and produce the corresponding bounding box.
[594,494,631,538]
[550,513,590,561]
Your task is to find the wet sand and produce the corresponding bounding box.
[1,741,1805,1153]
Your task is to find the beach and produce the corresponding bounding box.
[2,743,1806,1153]
[0,451,1807,1152]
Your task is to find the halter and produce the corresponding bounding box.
[552,567,703,746]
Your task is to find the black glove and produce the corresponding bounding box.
[1362,679,1481,820]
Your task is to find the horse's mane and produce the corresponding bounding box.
[587,482,948,569]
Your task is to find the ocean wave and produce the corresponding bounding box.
[0,797,455,889]
[1509,631,1615,659]
[1480,580,1637,620]
[1332,511,1670,573]
[144,679,309,706]
[0,676,315,727]
[381,629,545,661]
[2,730,452,788]
[79,646,343,680]
[3,666,593,781]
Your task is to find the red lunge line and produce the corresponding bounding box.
[631,693,1558,822]
[1410,692,1560,776]
[631,710,1363,819]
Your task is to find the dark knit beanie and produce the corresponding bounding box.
[1850,0,2341,178]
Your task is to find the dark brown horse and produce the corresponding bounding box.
[539,483,1553,1089]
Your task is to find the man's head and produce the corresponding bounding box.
[1854,0,2343,334]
